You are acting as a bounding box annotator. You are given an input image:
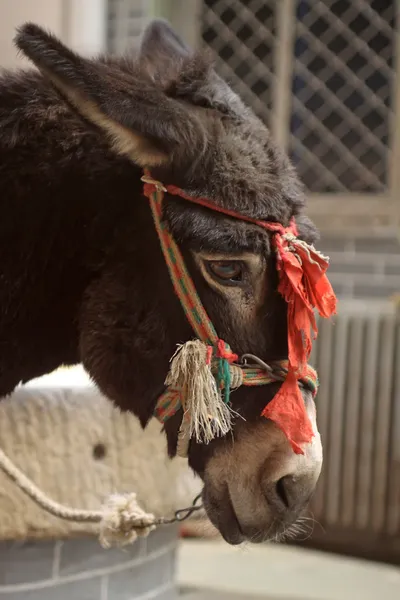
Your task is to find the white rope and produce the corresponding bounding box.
[0,446,161,548]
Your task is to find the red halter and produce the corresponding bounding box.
[143,173,337,453]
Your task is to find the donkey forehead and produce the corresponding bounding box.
[160,118,305,226]
[158,117,310,253]
[163,192,318,255]
[164,197,271,255]
[201,127,304,224]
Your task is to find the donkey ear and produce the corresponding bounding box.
[139,19,191,81]
[14,23,204,167]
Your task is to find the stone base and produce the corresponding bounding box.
[0,525,178,599]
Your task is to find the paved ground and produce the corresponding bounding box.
[181,592,289,599]
[177,540,400,600]
[181,591,308,599]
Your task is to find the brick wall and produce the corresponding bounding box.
[319,234,400,301]
[0,525,178,599]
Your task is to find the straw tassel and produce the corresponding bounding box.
[165,340,232,444]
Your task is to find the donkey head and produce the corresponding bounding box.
[15,20,324,544]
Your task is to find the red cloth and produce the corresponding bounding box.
[262,370,314,454]
[262,231,336,453]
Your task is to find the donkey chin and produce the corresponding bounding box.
[200,391,322,545]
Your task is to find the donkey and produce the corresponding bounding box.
[0,20,332,545]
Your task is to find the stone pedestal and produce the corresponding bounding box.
[0,367,201,600]
[0,526,178,599]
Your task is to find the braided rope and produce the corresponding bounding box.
[144,176,218,346]
[144,175,244,412]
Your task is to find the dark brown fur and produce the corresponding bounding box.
[0,21,320,538]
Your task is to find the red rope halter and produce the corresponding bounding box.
[143,172,337,453]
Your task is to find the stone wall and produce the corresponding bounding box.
[319,234,400,301]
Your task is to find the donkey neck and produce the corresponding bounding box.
[0,151,157,395]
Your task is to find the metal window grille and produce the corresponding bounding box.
[290,0,395,193]
[201,0,397,195]
[202,0,276,129]
[106,0,399,229]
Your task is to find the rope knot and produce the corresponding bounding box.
[141,174,167,194]
[214,339,238,404]
[216,339,238,363]
[228,364,244,389]
[99,493,156,548]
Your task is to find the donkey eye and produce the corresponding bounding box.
[206,261,244,284]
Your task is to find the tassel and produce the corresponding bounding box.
[165,340,232,444]
[262,370,314,454]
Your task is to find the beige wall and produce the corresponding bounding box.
[0,0,106,68]
[0,0,64,68]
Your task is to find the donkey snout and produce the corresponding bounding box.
[201,395,323,545]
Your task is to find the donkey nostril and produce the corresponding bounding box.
[272,474,316,513]
[275,476,290,509]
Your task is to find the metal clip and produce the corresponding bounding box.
[239,353,273,373]
[161,493,204,525]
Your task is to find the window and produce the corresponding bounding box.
[201,0,399,234]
